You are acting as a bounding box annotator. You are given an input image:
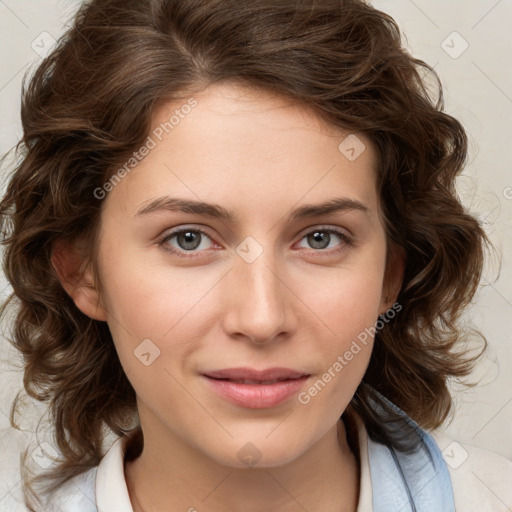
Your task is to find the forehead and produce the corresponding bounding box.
[151,82,370,154]
[153,82,329,128]
[104,82,380,221]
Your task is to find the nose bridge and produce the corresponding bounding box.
[223,237,293,343]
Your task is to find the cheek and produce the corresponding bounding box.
[314,278,379,373]
[298,258,384,389]
[97,247,220,366]
[305,261,385,335]
[297,274,381,416]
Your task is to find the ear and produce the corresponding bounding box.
[51,238,108,321]
[379,244,405,315]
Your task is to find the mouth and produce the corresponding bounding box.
[203,367,309,381]
[201,367,311,408]
[211,378,299,385]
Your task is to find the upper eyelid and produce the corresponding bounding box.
[296,224,352,239]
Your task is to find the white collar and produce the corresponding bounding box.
[95,432,135,512]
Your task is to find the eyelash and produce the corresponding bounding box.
[158,226,354,260]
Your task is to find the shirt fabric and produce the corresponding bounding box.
[44,393,512,512]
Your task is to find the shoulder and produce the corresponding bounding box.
[430,429,512,512]
[355,387,512,511]
[41,466,98,512]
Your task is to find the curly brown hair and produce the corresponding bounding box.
[0,0,489,509]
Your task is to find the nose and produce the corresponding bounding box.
[221,247,296,345]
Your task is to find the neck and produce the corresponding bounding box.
[125,414,360,512]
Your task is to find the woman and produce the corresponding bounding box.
[1,0,510,510]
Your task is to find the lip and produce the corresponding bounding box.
[201,367,311,409]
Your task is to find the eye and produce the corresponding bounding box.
[159,227,216,258]
[158,225,354,259]
[295,227,353,254]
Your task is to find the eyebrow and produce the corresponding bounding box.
[135,196,370,221]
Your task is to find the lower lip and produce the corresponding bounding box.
[202,375,310,409]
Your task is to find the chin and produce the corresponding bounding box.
[202,435,308,470]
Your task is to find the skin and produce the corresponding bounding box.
[54,82,403,512]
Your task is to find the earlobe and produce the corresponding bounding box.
[51,238,108,321]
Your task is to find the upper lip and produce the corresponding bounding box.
[202,367,310,381]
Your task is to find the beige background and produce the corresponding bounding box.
[0,0,511,510]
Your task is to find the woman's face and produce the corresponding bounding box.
[92,82,400,467]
